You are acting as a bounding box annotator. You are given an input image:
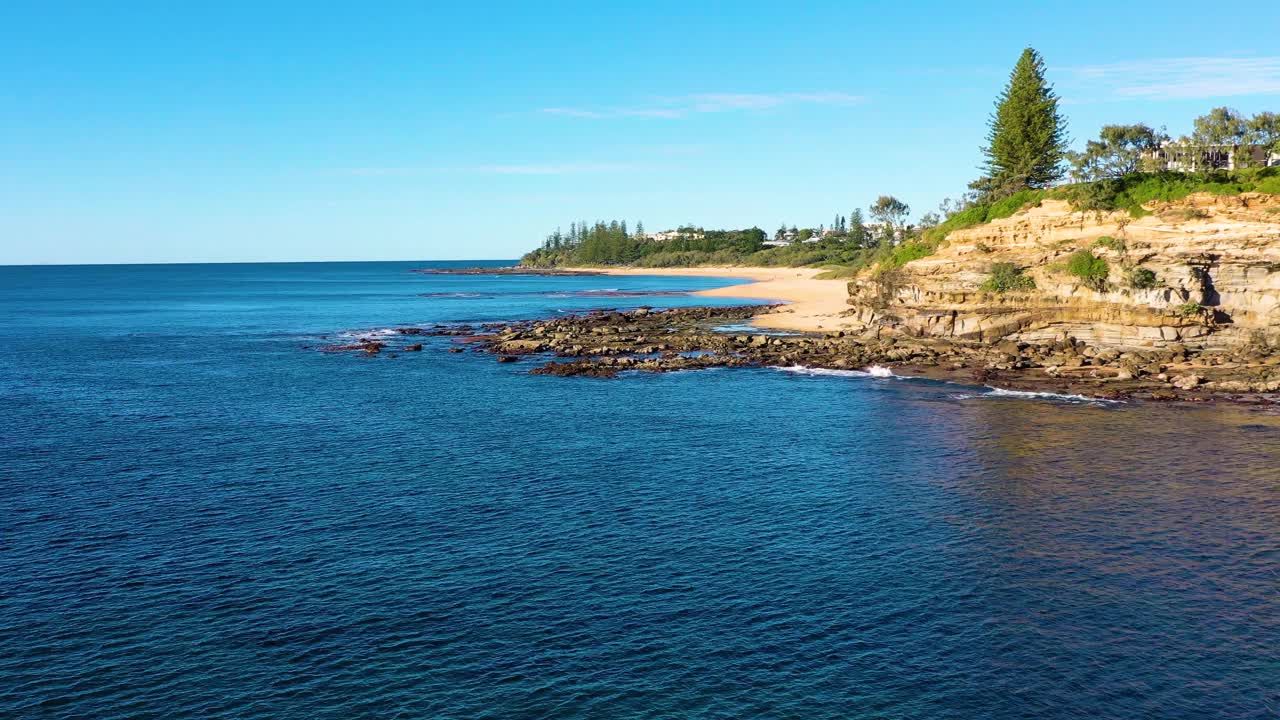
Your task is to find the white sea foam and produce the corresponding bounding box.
[774,365,909,379]
[333,326,435,339]
[982,386,1121,404]
[774,365,1118,404]
[774,365,872,378]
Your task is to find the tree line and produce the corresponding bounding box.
[521,193,929,268]
[1069,109,1279,181]
[971,47,1277,195]
[523,221,770,267]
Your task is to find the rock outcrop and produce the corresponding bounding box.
[458,306,1280,400]
[318,304,1280,401]
[848,194,1280,352]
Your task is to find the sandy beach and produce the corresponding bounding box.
[568,266,855,333]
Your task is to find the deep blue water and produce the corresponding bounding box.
[2,261,1278,719]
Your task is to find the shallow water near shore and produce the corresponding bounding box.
[3,261,1279,719]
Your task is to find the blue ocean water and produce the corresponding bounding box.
[2,261,1278,719]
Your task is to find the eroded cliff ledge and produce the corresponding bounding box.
[848,194,1280,352]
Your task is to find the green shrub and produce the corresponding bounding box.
[1125,266,1159,289]
[1062,168,1280,217]
[814,264,867,279]
[879,241,936,270]
[634,249,746,267]
[1066,250,1110,290]
[987,189,1047,220]
[1093,235,1126,252]
[917,191,1047,248]
[1174,302,1203,317]
[980,263,1036,293]
[939,204,991,231]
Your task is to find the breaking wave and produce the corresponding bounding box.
[982,387,1121,404]
[774,366,1118,405]
[772,365,905,379]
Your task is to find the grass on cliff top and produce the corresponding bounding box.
[1056,167,1280,218]
[870,168,1280,275]
[874,188,1048,273]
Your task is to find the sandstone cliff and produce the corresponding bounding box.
[848,193,1280,351]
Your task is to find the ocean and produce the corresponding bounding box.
[2,261,1278,719]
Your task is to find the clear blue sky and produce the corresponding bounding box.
[3,1,1278,264]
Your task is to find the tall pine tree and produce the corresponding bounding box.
[848,209,867,248]
[979,47,1068,195]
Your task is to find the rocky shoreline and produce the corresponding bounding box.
[322,305,1280,404]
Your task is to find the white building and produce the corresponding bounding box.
[1145,142,1280,172]
[646,229,704,242]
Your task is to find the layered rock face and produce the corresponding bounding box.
[848,194,1280,351]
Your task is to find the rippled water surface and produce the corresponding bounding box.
[2,262,1278,719]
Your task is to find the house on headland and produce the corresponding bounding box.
[1143,142,1280,173]
[645,228,705,242]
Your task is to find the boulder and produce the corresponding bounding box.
[496,339,546,353]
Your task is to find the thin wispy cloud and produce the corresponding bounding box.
[1067,56,1280,99]
[540,91,864,119]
